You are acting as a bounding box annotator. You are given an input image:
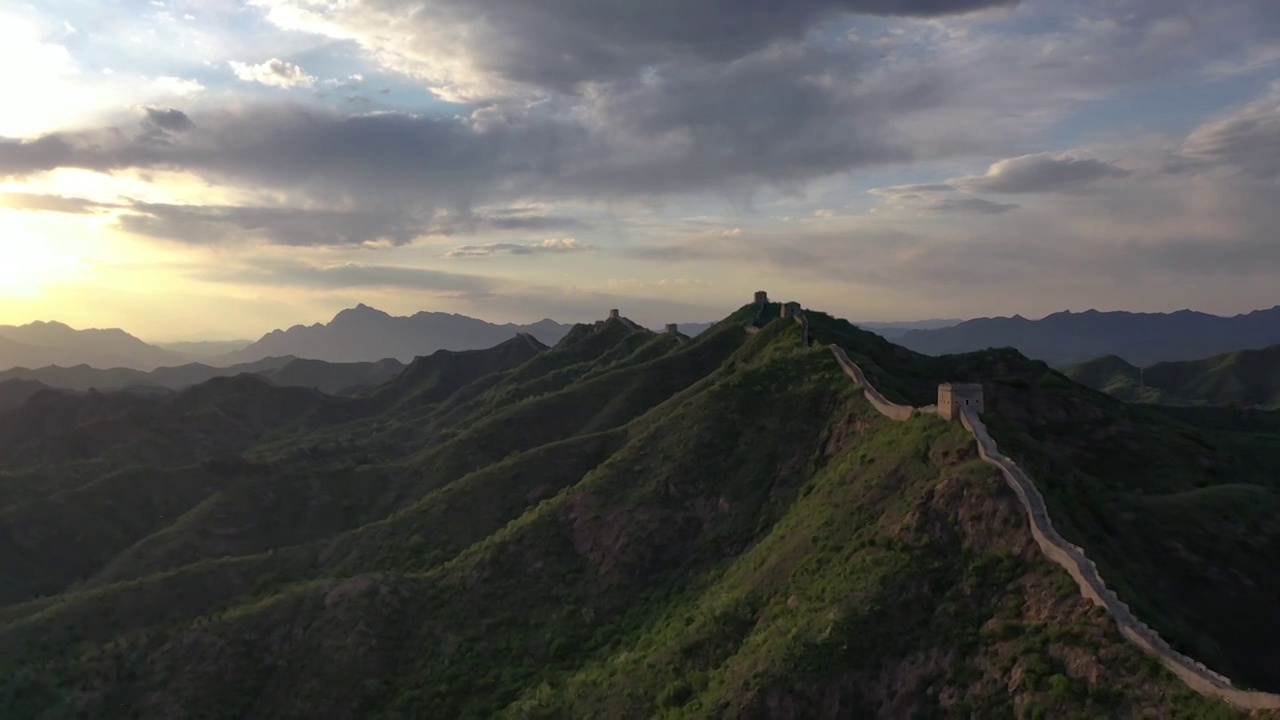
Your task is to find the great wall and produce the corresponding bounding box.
[744,291,1280,712]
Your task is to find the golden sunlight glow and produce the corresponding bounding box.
[0,211,96,298]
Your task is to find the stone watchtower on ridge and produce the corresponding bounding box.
[781,301,802,318]
[754,291,769,304]
[608,309,620,320]
[664,324,679,334]
[937,383,984,421]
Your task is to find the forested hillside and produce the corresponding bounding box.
[1065,346,1280,410]
[1,305,1276,719]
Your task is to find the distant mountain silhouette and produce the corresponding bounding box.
[0,321,187,371]
[856,318,964,339]
[0,356,406,396]
[895,306,1280,366]
[155,340,253,358]
[214,304,574,364]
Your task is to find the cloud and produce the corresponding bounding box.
[151,76,205,96]
[951,152,1131,194]
[142,107,195,132]
[1177,93,1280,179]
[868,183,1017,213]
[0,76,932,210]
[0,186,589,249]
[11,0,1266,222]
[923,197,1018,214]
[0,192,120,214]
[867,184,954,200]
[252,0,1019,102]
[115,201,430,247]
[444,237,597,257]
[192,258,496,293]
[229,58,316,88]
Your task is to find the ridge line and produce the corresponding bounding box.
[825,342,1280,711]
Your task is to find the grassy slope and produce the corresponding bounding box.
[1065,345,1280,409]
[0,307,1267,719]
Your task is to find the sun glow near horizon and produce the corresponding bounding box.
[0,211,98,299]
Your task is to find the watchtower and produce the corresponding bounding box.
[781,301,802,318]
[754,291,769,304]
[608,309,620,320]
[664,324,679,334]
[937,383,984,421]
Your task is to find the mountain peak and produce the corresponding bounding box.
[216,308,575,365]
[331,304,392,323]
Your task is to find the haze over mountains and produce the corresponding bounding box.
[0,321,187,372]
[898,306,1280,367]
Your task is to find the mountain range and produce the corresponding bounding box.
[897,306,1280,367]
[8,304,1280,374]
[1,302,1277,717]
[0,321,187,372]
[1064,345,1280,410]
[211,304,575,365]
[0,356,407,397]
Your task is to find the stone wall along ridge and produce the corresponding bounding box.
[824,342,1280,711]
[829,345,916,421]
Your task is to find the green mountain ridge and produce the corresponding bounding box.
[0,355,408,396]
[1,304,1278,718]
[1064,345,1280,409]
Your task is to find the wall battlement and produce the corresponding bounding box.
[819,341,1280,711]
[938,382,984,421]
[742,296,810,345]
[745,291,770,332]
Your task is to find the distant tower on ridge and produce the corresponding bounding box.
[937,383,985,421]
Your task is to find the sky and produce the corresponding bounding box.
[1,0,1278,341]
